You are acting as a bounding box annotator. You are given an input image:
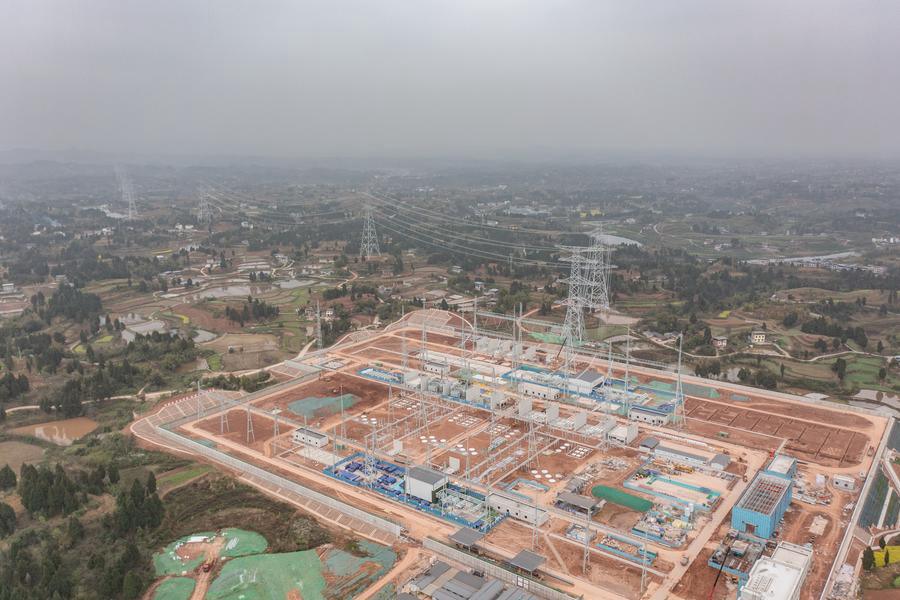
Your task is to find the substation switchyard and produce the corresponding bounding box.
[135,308,894,600]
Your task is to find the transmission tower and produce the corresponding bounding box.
[198,193,212,228]
[246,405,255,444]
[115,166,137,220]
[583,228,611,313]
[359,206,381,258]
[560,247,588,347]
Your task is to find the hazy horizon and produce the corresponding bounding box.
[3,1,899,161]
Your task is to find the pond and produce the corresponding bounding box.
[277,279,315,289]
[185,284,271,301]
[192,329,217,343]
[13,417,99,446]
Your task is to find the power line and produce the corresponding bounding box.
[373,213,567,270]
[364,190,576,236]
[377,205,563,253]
[115,166,138,221]
[361,192,582,241]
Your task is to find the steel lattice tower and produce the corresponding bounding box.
[359,206,381,258]
[560,248,588,346]
[560,232,612,352]
[583,228,611,313]
[198,193,212,228]
[115,166,137,220]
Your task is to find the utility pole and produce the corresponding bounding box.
[674,333,685,427]
[271,409,280,456]
[196,380,202,423]
[316,300,323,351]
[582,505,592,574]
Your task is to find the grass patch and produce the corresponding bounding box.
[875,546,900,568]
[158,311,192,325]
[157,465,213,490]
[207,353,223,371]
[153,577,196,600]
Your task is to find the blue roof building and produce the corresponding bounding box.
[731,473,792,539]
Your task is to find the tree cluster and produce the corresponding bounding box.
[112,476,163,536]
[800,317,868,348]
[45,284,103,324]
[18,464,82,518]
[224,297,279,326]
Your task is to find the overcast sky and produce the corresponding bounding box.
[2,1,899,160]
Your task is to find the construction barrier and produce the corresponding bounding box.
[153,426,403,538]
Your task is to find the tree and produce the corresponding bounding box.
[832,358,847,381]
[66,516,84,547]
[121,572,143,600]
[0,464,17,490]
[885,547,891,566]
[0,501,15,537]
[862,546,875,571]
[146,471,156,495]
[879,367,887,381]
[879,535,886,549]
[107,462,120,485]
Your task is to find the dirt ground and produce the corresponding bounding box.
[596,502,642,530]
[672,547,733,600]
[204,332,280,354]
[0,440,45,474]
[193,409,277,454]
[778,495,853,600]
[485,519,652,599]
[172,303,244,333]
[222,350,284,371]
[253,372,389,426]
[683,397,869,466]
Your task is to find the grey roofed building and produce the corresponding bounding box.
[556,491,601,512]
[574,369,604,383]
[639,436,660,450]
[412,560,452,589]
[655,444,708,464]
[409,465,447,485]
[507,549,546,573]
[294,427,326,440]
[453,571,486,591]
[470,580,504,600]
[495,590,539,600]
[449,526,486,548]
